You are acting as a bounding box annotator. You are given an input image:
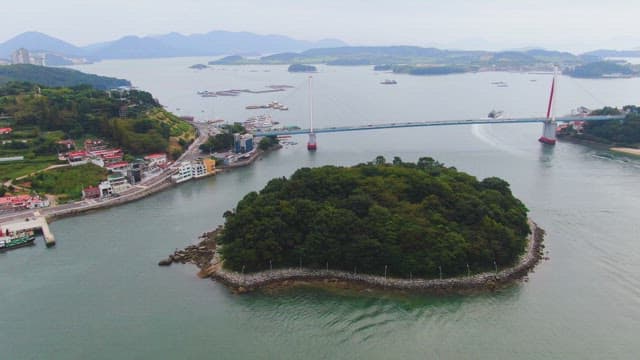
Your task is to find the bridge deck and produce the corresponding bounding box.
[254,115,624,137]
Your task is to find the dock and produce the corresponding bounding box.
[1,214,56,247]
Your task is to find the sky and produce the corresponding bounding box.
[3,0,640,52]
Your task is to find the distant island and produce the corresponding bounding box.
[217,157,532,278]
[563,61,639,78]
[208,55,245,65]
[0,64,130,89]
[189,64,208,70]
[205,47,590,76]
[288,64,317,73]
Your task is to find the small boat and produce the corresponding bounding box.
[380,79,397,85]
[0,231,36,252]
[488,109,504,119]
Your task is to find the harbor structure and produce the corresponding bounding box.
[0,215,56,247]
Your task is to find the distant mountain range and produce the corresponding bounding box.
[0,31,347,61]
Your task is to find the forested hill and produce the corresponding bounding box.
[562,106,640,146]
[0,82,194,156]
[0,64,130,90]
[219,157,531,278]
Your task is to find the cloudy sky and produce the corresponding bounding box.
[4,0,640,52]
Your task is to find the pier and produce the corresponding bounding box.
[1,213,56,247]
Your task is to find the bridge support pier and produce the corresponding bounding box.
[307,132,317,151]
[539,121,556,145]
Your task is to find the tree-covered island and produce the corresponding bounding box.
[217,157,531,279]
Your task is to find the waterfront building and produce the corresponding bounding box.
[234,134,254,153]
[171,162,194,183]
[82,186,101,200]
[193,162,207,178]
[108,174,130,194]
[202,158,216,174]
[98,181,113,197]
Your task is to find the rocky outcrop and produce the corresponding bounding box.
[210,221,545,294]
[158,227,220,269]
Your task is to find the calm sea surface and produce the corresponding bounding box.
[2,58,640,359]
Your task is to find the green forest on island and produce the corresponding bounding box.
[219,157,531,278]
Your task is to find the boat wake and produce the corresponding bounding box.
[470,124,529,157]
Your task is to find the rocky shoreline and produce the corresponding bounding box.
[166,221,546,295]
[158,226,220,277]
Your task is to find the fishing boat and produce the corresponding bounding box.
[488,109,504,119]
[380,79,397,85]
[0,231,36,251]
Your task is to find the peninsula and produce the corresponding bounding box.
[170,157,543,294]
[557,105,640,151]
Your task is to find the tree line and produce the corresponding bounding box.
[0,82,191,156]
[218,157,530,278]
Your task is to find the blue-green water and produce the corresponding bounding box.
[1,59,640,359]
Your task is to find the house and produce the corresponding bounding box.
[98,181,113,198]
[0,127,13,135]
[0,195,49,211]
[144,153,168,168]
[105,161,130,173]
[108,174,130,194]
[82,186,101,200]
[67,150,88,166]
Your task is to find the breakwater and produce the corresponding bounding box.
[210,221,544,294]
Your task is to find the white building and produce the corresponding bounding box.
[171,162,193,183]
[11,48,30,64]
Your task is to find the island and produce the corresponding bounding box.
[189,64,208,70]
[208,55,245,65]
[165,157,545,294]
[288,64,317,73]
[563,61,639,78]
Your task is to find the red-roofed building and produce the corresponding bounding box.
[144,153,167,167]
[106,161,130,171]
[0,127,12,135]
[0,195,49,211]
[82,186,101,200]
[68,150,88,166]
